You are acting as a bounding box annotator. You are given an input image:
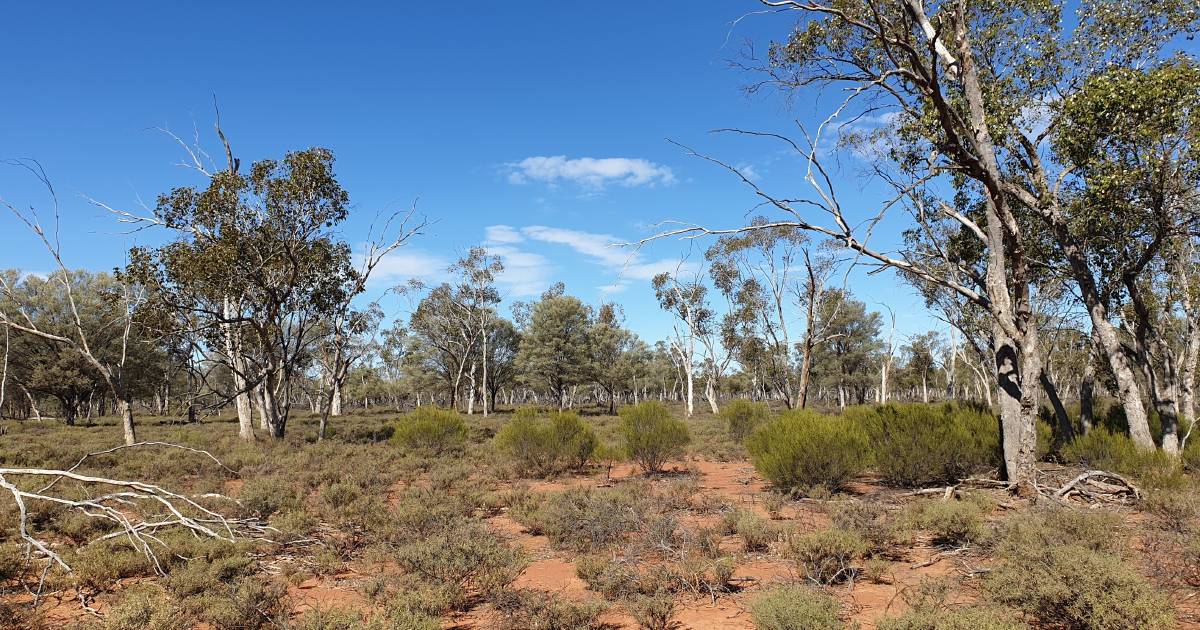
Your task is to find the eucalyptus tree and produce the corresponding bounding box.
[589,303,645,414]
[809,289,883,407]
[127,147,356,438]
[706,220,805,408]
[647,0,1197,487]
[901,331,942,404]
[651,271,715,416]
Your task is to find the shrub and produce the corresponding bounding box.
[237,475,299,519]
[829,501,899,555]
[1183,435,1199,472]
[786,528,867,585]
[991,506,1121,556]
[733,510,776,552]
[493,589,608,630]
[0,543,24,582]
[391,407,467,455]
[746,411,869,492]
[627,593,677,630]
[393,523,526,599]
[292,607,372,630]
[984,543,1173,630]
[576,554,640,599]
[878,577,1026,630]
[750,585,844,630]
[103,587,190,630]
[1143,488,1199,532]
[620,402,690,473]
[533,486,646,551]
[494,410,598,477]
[197,576,289,630]
[850,403,1000,487]
[906,499,985,546]
[722,399,771,441]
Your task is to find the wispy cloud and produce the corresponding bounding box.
[489,244,554,298]
[520,225,693,294]
[365,249,449,286]
[484,224,524,245]
[506,156,676,189]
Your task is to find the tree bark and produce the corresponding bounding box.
[1040,368,1074,453]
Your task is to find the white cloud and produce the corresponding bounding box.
[364,249,448,286]
[520,225,694,287]
[506,156,676,189]
[488,245,554,298]
[484,224,524,245]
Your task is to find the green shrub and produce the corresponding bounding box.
[576,554,639,599]
[906,499,986,545]
[722,399,771,441]
[1143,488,1199,532]
[494,409,598,477]
[237,475,299,519]
[786,528,867,585]
[746,410,869,492]
[0,543,25,582]
[829,501,899,555]
[493,589,608,630]
[1182,434,1199,472]
[850,403,1000,487]
[750,584,845,630]
[103,587,190,630]
[533,486,646,551]
[733,510,776,552]
[991,506,1121,556]
[196,576,289,630]
[627,593,677,630]
[393,523,525,599]
[878,576,1026,629]
[1062,427,1177,481]
[984,543,1173,630]
[292,607,372,630]
[391,407,468,455]
[620,402,690,473]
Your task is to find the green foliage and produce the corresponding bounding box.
[849,403,1000,487]
[194,576,289,630]
[786,528,867,585]
[984,543,1174,630]
[619,402,690,473]
[493,589,608,630]
[1183,436,1200,472]
[750,584,845,630]
[528,486,646,551]
[746,410,869,492]
[627,593,677,630]
[1061,427,1171,477]
[494,409,598,477]
[515,292,595,408]
[877,577,1027,630]
[905,499,986,546]
[393,523,525,599]
[731,509,776,551]
[103,587,190,630]
[829,501,899,555]
[391,407,467,455]
[722,399,771,441]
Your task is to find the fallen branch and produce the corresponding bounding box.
[38,440,238,494]
[0,466,269,578]
[1050,469,1141,503]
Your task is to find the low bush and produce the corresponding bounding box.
[1143,488,1199,532]
[849,403,1000,487]
[786,528,867,585]
[991,506,1121,556]
[877,576,1026,630]
[733,510,776,552]
[746,411,869,492]
[237,475,300,519]
[1183,434,1199,472]
[103,587,190,630]
[722,399,771,441]
[494,409,598,477]
[829,501,899,555]
[576,554,640,599]
[906,499,986,546]
[531,486,646,551]
[493,589,608,630]
[391,407,467,455]
[627,593,677,630]
[0,542,25,582]
[620,402,690,473]
[195,575,289,630]
[393,523,526,599]
[750,584,844,630]
[292,607,373,630]
[984,543,1174,630]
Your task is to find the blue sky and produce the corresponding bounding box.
[0,1,932,343]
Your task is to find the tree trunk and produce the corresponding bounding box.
[1080,355,1095,435]
[705,376,719,414]
[1091,318,1155,450]
[993,324,1038,493]
[119,397,137,446]
[1040,368,1073,453]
